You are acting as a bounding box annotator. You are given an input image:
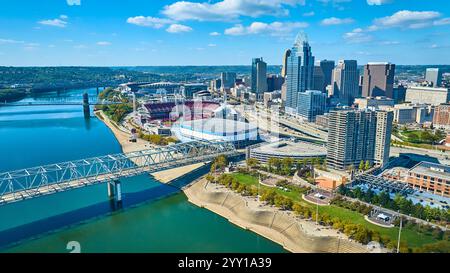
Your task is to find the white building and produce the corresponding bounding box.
[405,86,450,106]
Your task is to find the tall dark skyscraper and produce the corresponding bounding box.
[312,66,325,91]
[362,62,396,98]
[332,60,359,106]
[251,57,268,100]
[319,60,335,91]
[285,33,315,114]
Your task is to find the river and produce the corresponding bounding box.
[0,88,285,253]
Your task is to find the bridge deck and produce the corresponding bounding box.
[0,140,240,205]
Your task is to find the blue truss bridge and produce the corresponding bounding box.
[0,140,239,206]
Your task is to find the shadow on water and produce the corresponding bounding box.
[0,164,211,250]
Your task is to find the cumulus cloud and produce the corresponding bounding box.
[303,11,315,17]
[372,10,441,29]
[225,21,308,36]
[320,17,354,26]
[343,28,373,43]
[162,0,305,21]
[126,16,174,28]
[367,0,391,5]
[66,0,80,6]
[209,32,221,36]
[39,16,68,28]
[166,24,193,33]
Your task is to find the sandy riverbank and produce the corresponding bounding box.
[184,178,372,253]
[94,110,203,183]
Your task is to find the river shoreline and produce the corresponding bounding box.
[95,110,370,253]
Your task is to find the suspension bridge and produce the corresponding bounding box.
[0,140,239,206]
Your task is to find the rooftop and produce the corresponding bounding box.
[180,118,257,134]
[251,140,327,157]
[409,162,450,181]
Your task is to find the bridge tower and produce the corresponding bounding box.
[83,92,90,118]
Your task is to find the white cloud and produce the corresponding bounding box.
[208,43,217,47]
[0,38,24,44]
[126,16,174,28]
[66,0,81,6]
[303,11,315,17]
[372,10,441,29]
[166,24,193,33]
[434,18,450,26]
[162,0,305,21]
[367,0,391,5]
[343,28,373,43]
[379,40,400,45]
[96,41,111,46]
[39,16,68,28]
[320,17,354,26]
[209,32,221,36]
[225,21,308,36]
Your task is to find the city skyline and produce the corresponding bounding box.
[0,0,449,66]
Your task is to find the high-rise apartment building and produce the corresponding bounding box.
[251,57,268,100]
[374,111,393,167]
[285,33,315,114]
[425,68,443,87]
[331,60,359,106]
[297,90,327,122]
[361,62,396,98]
[327,109,392,170]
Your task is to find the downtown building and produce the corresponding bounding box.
[361,62,396,98]
[251,57,268,101]
[331,60,359,106]
[327,109,393,170]
[297,90,327,122]
[220,72,237,91]
[285,33,315,114]
[425,68,443,88]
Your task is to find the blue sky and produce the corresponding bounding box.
[0,0,449,66]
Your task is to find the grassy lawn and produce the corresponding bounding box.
[230,172,439,249]
[318,206,437,248]
[230,173,306,202]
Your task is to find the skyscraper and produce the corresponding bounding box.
[285,33,315,114]
[312,66,325,92]
[327,109,392,170]
[281,49,291,78]
[425,68,443,87]
[362,62,396,98]
[374,111,393,167]
[319,60,335,91]
[220,72,237,90]
[327,109,376,171]
[267,74,284,92]
[332,60,359,106]
[251,57,268,100]
[297,90,327,122]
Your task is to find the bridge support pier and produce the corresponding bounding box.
[83,93,90,118]
[107,179,122,210]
